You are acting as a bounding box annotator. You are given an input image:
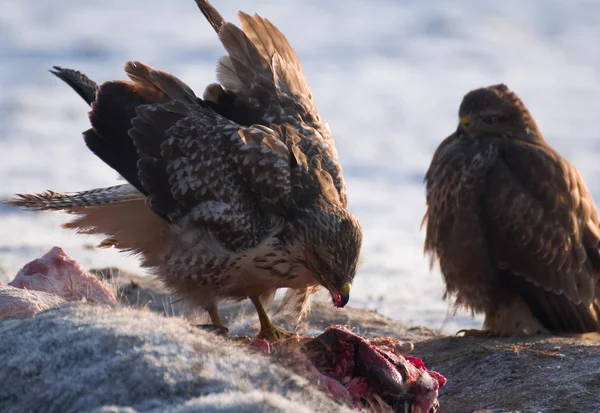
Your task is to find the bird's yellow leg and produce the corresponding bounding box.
[193,304,229,336]
[250,296,293,342]
[208,304,226,328]
[456,329,497,338]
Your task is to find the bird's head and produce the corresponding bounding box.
[457,84,542,142]
[293,201,362,308]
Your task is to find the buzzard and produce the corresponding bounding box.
[423,84,600,336]
[6,0,362,341]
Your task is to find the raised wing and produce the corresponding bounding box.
[49,66,98,106]
[118,61,270,252]
[128,64,343,244]
[195,0,347,207]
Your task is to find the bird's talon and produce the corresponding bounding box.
[255,325,294,343]
[194,323,229,336]
[227,335,252,344]
[456,329,495,338]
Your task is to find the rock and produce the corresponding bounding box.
[412,333,600,413]
[0,283,66,318]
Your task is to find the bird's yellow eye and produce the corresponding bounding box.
[341,282,351,294]
[459,116,469,127]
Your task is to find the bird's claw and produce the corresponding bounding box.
[227,335,253,344]
[456,329,496,338]
[194,323,229,336]
[255,325,295,343]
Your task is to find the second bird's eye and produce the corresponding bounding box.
[481,116,499,124]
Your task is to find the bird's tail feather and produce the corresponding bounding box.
[4,185,169,268]
[62,199,170,268]
[5,184,143,211]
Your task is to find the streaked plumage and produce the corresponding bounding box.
[423,84,600,336]
[6,0,362,340]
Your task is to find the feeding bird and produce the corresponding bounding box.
[6,0,362,341]
[423,84,600,336]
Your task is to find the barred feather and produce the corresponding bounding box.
[5,185,143,211]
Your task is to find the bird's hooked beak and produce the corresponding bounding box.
[457,115,470,134]
[329,281,351,308]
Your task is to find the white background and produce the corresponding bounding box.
[1,0,599,332]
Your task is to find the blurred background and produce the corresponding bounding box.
[1,0,599,332]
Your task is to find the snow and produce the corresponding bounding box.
[1,0,600,332]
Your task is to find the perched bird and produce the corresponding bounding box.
[6,0,362,341]
[423,84,600,336]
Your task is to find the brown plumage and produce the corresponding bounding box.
[423,84,600,336]
[6,0,362,341]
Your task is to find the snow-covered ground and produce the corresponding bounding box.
[1,0,599,332]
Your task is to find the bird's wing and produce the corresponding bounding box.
[117,61,271,252]
[483,139,600,332]
[128,67,337,248]
[195,0,347,208]
[126,55,347,254]
[49,66,98,106]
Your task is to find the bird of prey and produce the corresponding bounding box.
[6,0,362,341]
[423,84,600,336]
